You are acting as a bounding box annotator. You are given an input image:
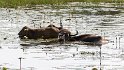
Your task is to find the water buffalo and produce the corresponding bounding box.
[18,24,78,40]
[69,34,108,44]
[18,26,43,39]
[18,26,60,39]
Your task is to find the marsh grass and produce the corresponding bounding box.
[0,0,124,8]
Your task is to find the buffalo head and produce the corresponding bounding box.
[18,26,44,39]
[18,26,30,39]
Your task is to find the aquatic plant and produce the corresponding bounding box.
[92,68,98,70]
[2,67,7,70]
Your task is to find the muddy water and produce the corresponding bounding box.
[0,3,124,70]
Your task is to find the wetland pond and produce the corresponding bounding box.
[0,2,124,70]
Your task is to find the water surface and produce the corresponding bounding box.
[0,3,124,70]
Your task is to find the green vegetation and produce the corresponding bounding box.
[92,68,98,70]
[2,67,7,70]
[0,0,123,8]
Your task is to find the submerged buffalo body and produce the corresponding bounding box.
[69,34,108,44]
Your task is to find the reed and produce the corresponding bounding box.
[0,0,123,8]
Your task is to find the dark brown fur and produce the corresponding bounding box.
[18,26,60,39]
[69,34,103,43]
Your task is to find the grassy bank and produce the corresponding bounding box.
[0,0,123,8]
